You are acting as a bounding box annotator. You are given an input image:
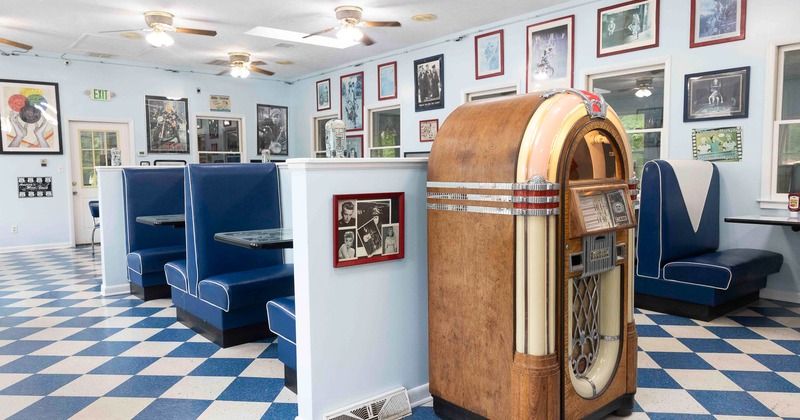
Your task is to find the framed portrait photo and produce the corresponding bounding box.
[316,79,331,111]
[378,62,397,101]
[597,0,660,58]
[145,95,189,154]
[340,72,364,131]
[345,134,363,158]
[414,54,444,112]
[684,66,749,122]
[333,192,404,268]
[690,0,746,48]
[256,104,289,155]
[419,119,439,142]
[475,30,504,79]
[526,16,574,92]
[0,79,63,154]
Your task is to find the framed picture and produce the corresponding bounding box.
[345,134,363,158]
[597,0,660,58]
[209,95,230,112]
[414,54,444,112]
[404,151,430,158]
[314,114,337,157]
[378,62,397,101]
[475,30,504,79]
[333,192,404,268]
[340,72,364,131]
[371,108,401,157]
[690,0,746,48]
[153,159,186,166]
[145,95,189,154]
[257,104,289,155]
[692,126,742,162]
[316,79,331,111]
[684,66,749,122]
[420,119,439,142]
[17,176,53,198]
[0,79,63,154]
[526,16,574,92]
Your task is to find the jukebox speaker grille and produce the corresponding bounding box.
[570,274,600,379]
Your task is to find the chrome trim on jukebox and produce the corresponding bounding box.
[426,192,511,203]
[540,88,608,120]
[427,181,515,190]
[427,203,559,216]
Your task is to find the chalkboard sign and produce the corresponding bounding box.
[18,177,53,198]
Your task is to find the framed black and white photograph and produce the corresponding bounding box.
[475,30,504,79]
[692,126,742,162]
[340,72,364,131]
[690,0,746,48]
[316,79,331,111]
[684,66,749,122]
[333,192,404,267]
[526,16,574,92]
[145,95,189,154]
[414,54,444,112]
[0,79,63,154]
[256,104,289,155]
[597,0,659,57]
[346,134,363,158]
[378,62,397,101]
[17,176,53,198]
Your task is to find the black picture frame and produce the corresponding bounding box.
[0,79,63,154]
[145,95,189,154]
[414,54,444,112]
[256,104,289,155]
[684,66,750,122]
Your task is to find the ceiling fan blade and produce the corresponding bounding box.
[216,69,231,76]
[0,37,32,50]
[362,21,401,27]
[99,28,149,34]
[250,67,275,76]
[175,27,217,36]
[251,60,266,66]
[304,27,337,38]
[360,33,375,46]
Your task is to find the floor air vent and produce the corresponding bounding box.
[324,387,411,420]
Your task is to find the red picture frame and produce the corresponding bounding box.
[333,192,404,268]
[377,62,397,101]
[419,119,438,142]
[689,0,746,48]
[316,79,331,111]
[340,72,364,131]
[345,134,363,158]
[596,0,660,58]
[474,30,504,79]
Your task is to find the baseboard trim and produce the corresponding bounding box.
[760,288,800,304]
[102,283,131,297]
[407,383,432,408]
[0,242,73,254]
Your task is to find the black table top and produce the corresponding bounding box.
[214,228,293,249]
[724,215,800,231]
[135,214,186,228]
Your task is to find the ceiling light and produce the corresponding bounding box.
[634,78,653,98]
[411,14,438,22]
[230,64,249,78]
[146,30,174,47]
[246,26,358,49]
[336,25,363,42]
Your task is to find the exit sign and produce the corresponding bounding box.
[91,89,111,101]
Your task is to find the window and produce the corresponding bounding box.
[314,114,337,158]
[464,84,518,102]
[196,117,242,163]
[78,129,118,187]
[768,43,800,201]
[588,65,666,181]
[369,106,400,158]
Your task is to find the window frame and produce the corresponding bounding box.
[462,83,519,103]
[193,114,245,164]
[367,105,401,158]
[313,114,338,158]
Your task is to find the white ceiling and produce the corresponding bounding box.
[1,0,573,81]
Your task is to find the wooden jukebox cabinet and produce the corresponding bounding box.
[427,90,638,419]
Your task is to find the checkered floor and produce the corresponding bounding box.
[0,248,798,419]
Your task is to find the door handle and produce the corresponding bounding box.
[72,182,77,186]
[73,191,77,195]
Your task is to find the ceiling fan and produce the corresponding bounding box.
[304,6,401,46]
[0,37,32,51]
[211,52,274,78]
[102,11,217,47]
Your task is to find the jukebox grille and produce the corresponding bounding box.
[570,274,600,380]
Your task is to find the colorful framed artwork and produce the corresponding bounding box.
[475,30,504,79]
[419,119,439,142]
[209,95,230,112]
[692,126,742,162]
[378,62,397,100]
[690,0,746,48]
[316,79,331,111]
[145,95,189,154]
[526,16,574,92]
[333,192,404,268]
[0,79,63,154]
[414,54,444,112]
[256,104,289,155]
[597,0,660,58]
[341,72,364,131]
[345,134,363,158]
[684,66,749,122]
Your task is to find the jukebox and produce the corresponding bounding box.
[427,90,638,419]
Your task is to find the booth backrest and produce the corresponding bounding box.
[122,167,185,253]
[184,163,283,296]
[637,160,720,278]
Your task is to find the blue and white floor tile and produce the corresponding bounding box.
[1,247,799,419]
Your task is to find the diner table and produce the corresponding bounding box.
[135,214,186,228]
[214,227,293,249]
[724,215,800,232]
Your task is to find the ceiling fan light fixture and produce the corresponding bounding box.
[336,25,363,42]
[146,30,174,47]
[230,64,249,78]
[634,77,653,98]
[635,87,652,98]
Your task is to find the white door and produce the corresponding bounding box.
[70,121,131,245]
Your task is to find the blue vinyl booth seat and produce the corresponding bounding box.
[164,163,294,348]
[267,296,297,394]
[635,160,783,320]
[122,168,186,301]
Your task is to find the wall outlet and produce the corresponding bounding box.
[11,225,18,234]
